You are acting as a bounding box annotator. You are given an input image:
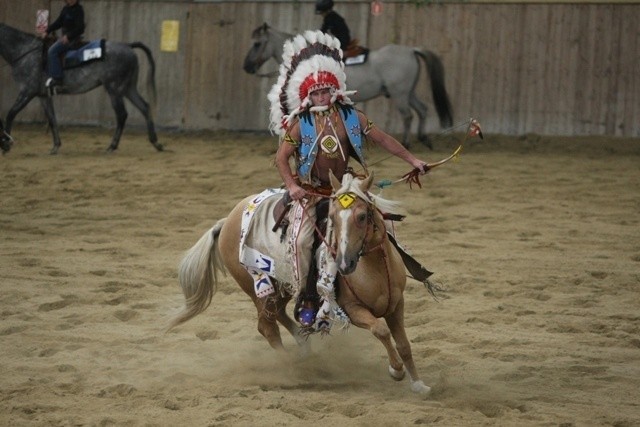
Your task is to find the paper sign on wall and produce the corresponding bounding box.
[36,10,49,34]
[161,20,180,52]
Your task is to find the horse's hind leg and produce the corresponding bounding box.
[274,297,310,356]
[255,295,288,351]
[409,93,433,150]
[385,299,431,394]
[106,93,128,152]
[125,89,163,151]
[38,96,63,154]
[232,271,287,351]
[394,102,413,149]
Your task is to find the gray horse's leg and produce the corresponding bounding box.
[409,94,433,150]
[396,102,413,149]
[125,89,163,151]
[106,94,128,152]
[5,92,35,134]
[5,91,40,153]
[38,96,63,155]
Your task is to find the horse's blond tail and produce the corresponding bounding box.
[166,219,227,331]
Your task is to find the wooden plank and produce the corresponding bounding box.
[1,1,639,137]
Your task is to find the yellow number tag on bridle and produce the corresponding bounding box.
[338,193,356,209]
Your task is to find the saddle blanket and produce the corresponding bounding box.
[64,39,105,69]
[344,53,367,66]
[239,189,299,298]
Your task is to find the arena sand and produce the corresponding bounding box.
[1,124,639,426]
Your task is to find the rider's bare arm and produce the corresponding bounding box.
[357,111,428,173]
[275,122,306,200]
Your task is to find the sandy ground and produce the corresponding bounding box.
[1,124,639,426]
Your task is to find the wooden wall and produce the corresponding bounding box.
[1,1,638,137]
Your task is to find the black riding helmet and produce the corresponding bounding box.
[315,0,334,14]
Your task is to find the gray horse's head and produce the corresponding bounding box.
[243,23,271,74]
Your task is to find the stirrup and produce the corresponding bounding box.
[46,77,62,95]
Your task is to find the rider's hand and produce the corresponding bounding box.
[288,183,306,201]
[413,160,429,175]
[61,35,69,44]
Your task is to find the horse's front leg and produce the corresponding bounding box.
[38,96,62,154]
[385,297,431,394]
[4,91,38,153]
[343,303,406,380]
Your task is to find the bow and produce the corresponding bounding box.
[397,118,483,189]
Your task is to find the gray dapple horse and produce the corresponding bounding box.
[0,23,163,154]
[168,172,432,394]
[0,118,12,153]
[243,23,453,149]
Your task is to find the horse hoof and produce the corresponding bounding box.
[154,143,164,152]
[388,365,405,381]
[410,380,431,394]
[49,148,59,155]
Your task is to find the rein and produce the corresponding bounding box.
[341,206,394,317]
[0,44,41,70]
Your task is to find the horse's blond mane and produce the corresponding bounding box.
[337,174,402,215]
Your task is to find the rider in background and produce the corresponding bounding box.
[316,0,351,51]
[44,0,85,89]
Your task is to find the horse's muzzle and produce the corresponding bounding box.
[337,254,359,275]
[243,62,257,74]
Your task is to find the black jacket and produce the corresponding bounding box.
[47,2,85,41]
[320,11,350,50]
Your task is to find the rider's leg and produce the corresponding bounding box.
[47,40,67,85]
[291,200,315,324]
[294,199,330,326]
[314,240,340,330]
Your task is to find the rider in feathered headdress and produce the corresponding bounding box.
[268,30,355,138]
[270,31,429,332]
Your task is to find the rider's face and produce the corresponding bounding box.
[310,88,332,107]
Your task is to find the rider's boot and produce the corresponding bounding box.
[294,262,320,327]
[46,77,63,95]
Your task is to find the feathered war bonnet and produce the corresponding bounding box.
[268,30,356,139]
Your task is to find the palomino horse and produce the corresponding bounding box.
[243,23,453,149]
[0,23,163,154]
[168,172,431,394]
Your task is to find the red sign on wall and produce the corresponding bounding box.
[371,1,383,16]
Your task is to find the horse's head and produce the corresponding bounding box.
[243,23,274,74]
[243,23,292,75]
[328,171,383,275]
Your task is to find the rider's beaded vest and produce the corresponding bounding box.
[297,104,366,182]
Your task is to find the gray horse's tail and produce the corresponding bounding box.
[166,219,227,332]
[415,49,453,129]
[129,42,157,118]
